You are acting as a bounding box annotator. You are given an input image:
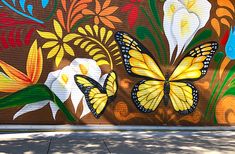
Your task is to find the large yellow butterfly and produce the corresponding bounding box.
[74,71,118,118]
[115,31,218,115]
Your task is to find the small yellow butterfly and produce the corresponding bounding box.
[115,31,218,114]
[74,71,118,118]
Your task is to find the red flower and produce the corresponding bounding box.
[121,0,142,28]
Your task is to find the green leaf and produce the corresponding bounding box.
[185,29,213,53]
[214,52,225,63]
[210,52,224,88]
[139,7,168,64]
[209,65,235,120]
[136,26,162,63]
[230,78,235,86]
[224,87,235,97]
[148,0,162,30]
[205,83,219,120]
[214,111,218,125]
[45,0,58,21]
[0,84,76,122]
[223,65,235,87]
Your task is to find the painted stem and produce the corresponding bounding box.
[136,26,162,63]
[148,0,162,31]
[45,0,58,21]
[71,16,92,32]
[204,83,219,120]
[208,65,235,121]
[140,6,168,64]
[210,64,220,88]
[209,81,227,121]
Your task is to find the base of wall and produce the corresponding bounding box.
[0,125,235,131]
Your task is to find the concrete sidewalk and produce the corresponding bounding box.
[0,131,234,154]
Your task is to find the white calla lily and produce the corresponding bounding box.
[13,58,102,120]
[163,0,184,60]
[172,8,200,59]
[181,0,211,28]
[163,0,211,61]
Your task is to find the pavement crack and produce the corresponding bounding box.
[103,140,111,154]
[47,138,52,154]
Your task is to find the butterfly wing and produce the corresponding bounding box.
[74,75,108,118]
[115,31,165,80]
[169,42,218,81]
[103,71,118,98]
[168,42,217,114]
[169,82,198,114]
[132,80,164,113]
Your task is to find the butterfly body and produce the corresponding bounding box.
[115,31,218,115]
[163,77,170,107]
[74,71,118,118]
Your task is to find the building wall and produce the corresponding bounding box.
[0,0,235,125]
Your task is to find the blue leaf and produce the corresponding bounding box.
[41,0,49,8]
[19,0,26,11]
[27,5,33,16]
[11,0,16,6]
[1,0,44,23]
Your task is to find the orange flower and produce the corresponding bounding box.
[82,0,122,29]
[211,0,235,36]
[0,40,43,93]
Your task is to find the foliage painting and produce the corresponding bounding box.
[0,0,235,125]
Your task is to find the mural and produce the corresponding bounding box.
[0,0,235,125]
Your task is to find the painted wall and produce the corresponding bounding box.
[0,0,235,125]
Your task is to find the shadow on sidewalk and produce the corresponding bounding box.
[0,131,234,153]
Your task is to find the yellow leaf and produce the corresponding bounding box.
[85,25,94,35]
[37,30,58,40]
[93,54,106,60]
[47,45,60,59]
[93,25,99,36]
[63,33,80,42]
[78,27,87,35]
[89,48,102,56]
[97,60,109,66]
[100,27,106,42]
[54,20,63,38]
[74,39,83,45]
[55,47,64,67]
[108,40,116,47]
[81,41,90,49]
[105,30,113,43]
[63,43,75,56]
[85,44,96,52]
[42,41,58,48]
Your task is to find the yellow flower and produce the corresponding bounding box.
[37,20,75,67]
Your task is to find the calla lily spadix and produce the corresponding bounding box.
[163,0,211,62]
